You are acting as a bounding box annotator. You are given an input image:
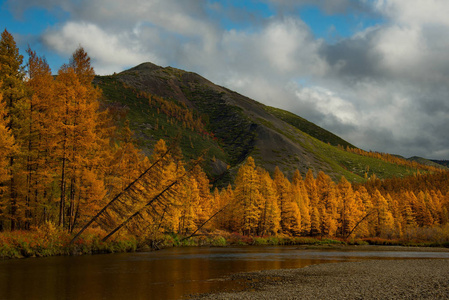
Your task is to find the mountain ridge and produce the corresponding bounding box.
[95,62,446,184]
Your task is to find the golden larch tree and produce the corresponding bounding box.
[316,171,338,236]
[257,168,281,235]
[273,167,300,235]
[0,29,28,230]
[234,157,261,235]
[336,176,355,237]
[292,169,311,235]
[54,47,107,230]
[0,85,16,230]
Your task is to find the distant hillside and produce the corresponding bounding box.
[408,156,448,169]
[94,62,445,184]
[430,160,449,168]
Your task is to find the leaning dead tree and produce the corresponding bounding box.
[69,147,172,244]
[344,209,375,240]
[181,203,230,241]
[70,138,205,244]
[101,178,181,241]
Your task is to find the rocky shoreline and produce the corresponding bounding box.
[193,258,449,299]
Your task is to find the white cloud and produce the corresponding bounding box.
[11,0,449,159]
[43,22,156,74]
[294,85,358,125]
[374,0,449,27]
[373,25,425,73]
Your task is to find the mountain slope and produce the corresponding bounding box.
[95,62,442,184]
[408,156,447,168]
[431,160,449,168]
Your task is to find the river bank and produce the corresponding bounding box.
[193,258,449,299]
[1,224,449,260]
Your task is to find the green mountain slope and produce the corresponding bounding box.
[94,62,443,184]
[264,106,355,148]
[408,156,447,168]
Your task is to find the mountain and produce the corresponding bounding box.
[94,62,444,184]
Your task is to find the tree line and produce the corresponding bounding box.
[213,157,449,239]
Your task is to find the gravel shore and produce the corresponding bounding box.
[194,258,449,299]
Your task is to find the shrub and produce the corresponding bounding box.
[211,236,227,247]
[253,237,268,245]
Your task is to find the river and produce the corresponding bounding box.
[1,246,449,299]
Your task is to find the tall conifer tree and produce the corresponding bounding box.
[0,86,16,230]
[0,29,27,230]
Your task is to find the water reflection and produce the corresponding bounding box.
[0,246,448,299]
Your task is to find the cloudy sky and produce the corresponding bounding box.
[2,0,449,159]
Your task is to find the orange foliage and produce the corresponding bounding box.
[2,33,449,245]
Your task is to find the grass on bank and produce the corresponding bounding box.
[2,224,449,260]
[0,222,138,259]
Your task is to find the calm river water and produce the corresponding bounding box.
[1,246,449,299]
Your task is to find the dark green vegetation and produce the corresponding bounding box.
[95,62,445,184]
[432,160,449,168]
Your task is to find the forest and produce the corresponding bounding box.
[1,29,449,258]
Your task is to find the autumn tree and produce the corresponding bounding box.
[0,29,28,230]
[353,186,372,237]
[140,139,179,234]
[316,171,337,236]
[190,164,212,226]
[371,189,395,237]
[217,184,235,231]
[54,47,107,230]
[292,170,311,235]
[0,85,16,230]
[258,168,280,235]
[273,167,301,235]
[385,193,403,237]
[414,191,434,227]
[16,48,59,229]
[336,176,360,238]
[310,206,321,236]
[233,157,261,235]
[106,120,149,192]
[177,176,200,234]
[0,87,14,183]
